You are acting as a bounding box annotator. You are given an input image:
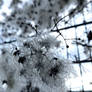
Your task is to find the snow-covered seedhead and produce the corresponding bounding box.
[0,33,72,92]
[0,49,27,92]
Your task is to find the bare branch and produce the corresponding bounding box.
[51,21,92,32]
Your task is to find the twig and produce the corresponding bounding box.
[51,21,92,32]
[0,39,16,45]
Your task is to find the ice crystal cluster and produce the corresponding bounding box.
[0,0,87,92]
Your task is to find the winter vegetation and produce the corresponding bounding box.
[0,0,91,92]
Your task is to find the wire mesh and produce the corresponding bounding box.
[51,1,92,92]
